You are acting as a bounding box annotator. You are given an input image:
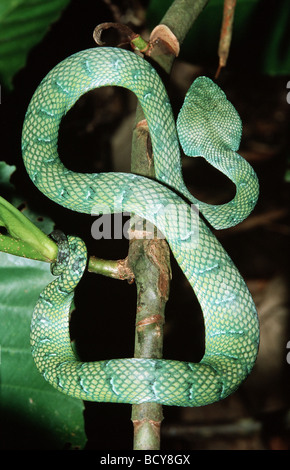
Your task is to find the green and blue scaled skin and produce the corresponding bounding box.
[22,47,259,406]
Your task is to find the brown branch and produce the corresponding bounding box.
[88,255,134,281]
[128,0,210,451]
[216,0,237,78]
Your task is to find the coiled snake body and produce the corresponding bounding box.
[22,47,259,406]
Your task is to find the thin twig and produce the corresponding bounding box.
[216,0,237,78]
[88,255,134,281]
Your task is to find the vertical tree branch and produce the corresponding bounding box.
[160,0,210,49]
[128,0,209,450]
[216,0,237,78]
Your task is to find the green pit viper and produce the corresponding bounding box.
[22,47,259,407]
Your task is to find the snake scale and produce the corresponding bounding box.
[22,47,259,406]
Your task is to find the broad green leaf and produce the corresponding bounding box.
[0,253,86,449]
[0,164,85,449]
[0,0,71,89]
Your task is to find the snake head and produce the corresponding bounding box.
[177,76,242,157]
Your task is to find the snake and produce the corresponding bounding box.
[22,46,259,407]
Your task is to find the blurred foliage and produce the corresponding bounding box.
[147,0,290,75]
[0,0,289,90]
[0,0,70,89]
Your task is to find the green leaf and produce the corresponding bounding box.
[0,161,55,235]
[0,194,57,261]
[0,164,85,448]
[0,161,57,261]
[0,252,86,449]
[0,0,71,89]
